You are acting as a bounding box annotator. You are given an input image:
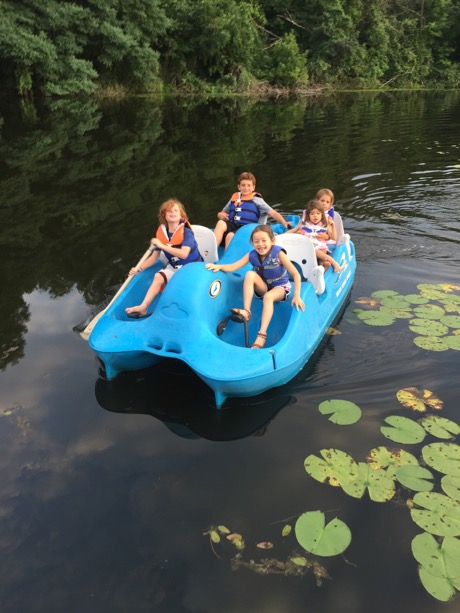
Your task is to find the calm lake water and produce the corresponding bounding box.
[1,91,460,613]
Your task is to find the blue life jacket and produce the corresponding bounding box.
[227,191,261,226]
[249,245,289,288]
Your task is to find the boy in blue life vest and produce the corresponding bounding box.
[213,171,291,250]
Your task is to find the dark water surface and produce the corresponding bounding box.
[1,92,460,612]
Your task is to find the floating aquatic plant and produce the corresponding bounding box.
[367,446,419,477]
[412,532,460,602]
[422,443,460,476]
[396,387,444,412]
[318,399,362,425]
[295,511,351,557]
[442,475,460,502]
[395,465,434,492]
[420,416,460,440]
[410,492,460,537]
[380,415,426,444]
[409,318,449,336]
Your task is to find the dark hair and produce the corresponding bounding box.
[250,224,275,243]
[304,199,327,226]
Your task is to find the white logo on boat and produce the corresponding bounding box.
[209,280,222,298]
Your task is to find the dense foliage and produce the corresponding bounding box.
[1,0,459,100]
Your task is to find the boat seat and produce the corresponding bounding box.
[160,224,219,265]
[275,233,325,295]
[191,225,219,263]
[333,212,351,257]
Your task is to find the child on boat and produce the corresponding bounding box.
[125,198,202,318]
[213,171,290,250]
[206,224,305,348]
[315,188,336,245]
[287,200,342,273]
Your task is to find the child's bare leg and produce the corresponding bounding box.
[224,231,235,250]
[213,220,228,248]
[316,250,342,273]
[252,286,284,348]
[126,272,164,315]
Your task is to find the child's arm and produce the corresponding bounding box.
[150,238,191,261]
[285,221,302,234]
[205,253,250,273]
[129,249,160,275]
[267,207,290,229]
[326,219,337,241]
[279,252,305,312]
[216,202,231,221]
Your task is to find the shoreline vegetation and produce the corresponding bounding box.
[2,0,459,110]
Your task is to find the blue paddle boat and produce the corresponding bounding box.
[87,214,356,408]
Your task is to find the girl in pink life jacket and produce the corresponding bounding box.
[213,171,290,250]
[287,200,342,273]
[125,199,202,318]
[206,224,305,349]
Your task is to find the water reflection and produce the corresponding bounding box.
[95,360,295,441]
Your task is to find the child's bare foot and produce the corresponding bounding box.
[333,262,342,273]
[126,305,149,318]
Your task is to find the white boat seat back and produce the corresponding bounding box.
[191,225,219,263]
[333,212,351,257]
[275,233,325,294]
[159,224,219,265]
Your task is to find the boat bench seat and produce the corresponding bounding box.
[275,233,325,295]
[333,212,351,256]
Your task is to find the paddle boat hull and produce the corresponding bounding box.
[88,219,356,408]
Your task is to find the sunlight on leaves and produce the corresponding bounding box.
[396,387,444,412]
[295,511,351,557]
[318,399,362,425]
[381,415,426,444]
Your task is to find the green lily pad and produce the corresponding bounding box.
[371,290,399,299]
[357,462,395,502]
[381,295,410,309]
[367,446,419,478]
[295,511,351,557]
[409,318,449,336]
[441,475,460,501]
[395,465,434,492]
[443,303,460,315]
[440,316,460,329]
[304,449,363,498]
[410,492,460,536]
[413,304,446,320]
[420,415,460,440]
[414,336,449,351]
[438,295,460,305]
[380,306,413,319]
[357,309,396,326]
[318,399,362,425]
[447,336,460,350]
[422,443,460,476]
[412,533,460,601]
[381,416,426,444]
[403,294,430,305]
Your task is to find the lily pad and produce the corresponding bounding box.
[381,415,426,444]
[396,387,443,412]
[414,336,449,351]
[357,310,396,326]
[441,475,460,501]
[395,465,434,492]
[409,318,449,337]
[357,462,395,502]
[318,399,362,425]
[413,304,446,320]
[410,492,460,536]
[443,303,460,315]
[440,316,460,329]
[295,511,351,557]
[371,290,399,299]
[381,295,410,309]
[304,449,363,498]
[422,443,460,476]
[380,306,413,319]
[420,415,460,440]
[447,336,460,350]
[412,533,460,602]
[367,446,419,477]
[403,294,430,305]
